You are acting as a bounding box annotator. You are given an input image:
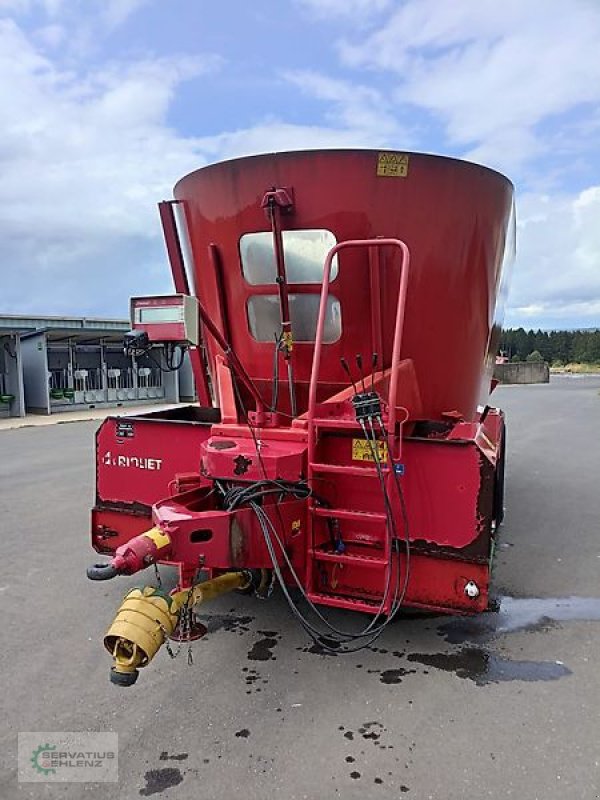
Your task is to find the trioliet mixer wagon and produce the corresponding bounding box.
[87,149,515,685]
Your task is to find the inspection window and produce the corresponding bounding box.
[240,229,341,342]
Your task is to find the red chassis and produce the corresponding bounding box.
[92,397,505,616]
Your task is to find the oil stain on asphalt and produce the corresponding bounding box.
[159,752,188,761]
[247,631,280,661]
[139,768,184,796]
[195,612,254,635]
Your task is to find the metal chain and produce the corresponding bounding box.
[153,563,163,590]
[158,583,195,664]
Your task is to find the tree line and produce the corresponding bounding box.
[499,328,600,364]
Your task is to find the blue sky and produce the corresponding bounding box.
[1,0,599,330]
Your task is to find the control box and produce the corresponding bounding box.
[130,294,199,345]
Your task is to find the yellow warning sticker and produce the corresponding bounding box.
[352,438,388,462]
[377,152,409,177]
[142,527,171,550]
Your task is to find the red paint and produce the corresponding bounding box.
[174,150,513,420]
[91,149,513,616]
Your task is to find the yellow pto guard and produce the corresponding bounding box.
[104,572,251,686]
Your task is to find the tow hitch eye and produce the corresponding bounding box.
[104,572,252,686]
[87,527,172,581]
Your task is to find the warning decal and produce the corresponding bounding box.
[377,152,409,177]
[352,438,388,462]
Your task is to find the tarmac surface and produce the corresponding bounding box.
[1,375,599,799]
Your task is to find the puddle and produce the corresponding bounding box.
[248,636,278,661]
[379,667,416,685]
[241,666,268,693]
[195,613,254,635]
[438,596,600,644]
[139,768,183,796]
[496,596,600,631]
[407,647,572,685]
[298,637,341,656]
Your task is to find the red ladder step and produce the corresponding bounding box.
[310,548,388,568]
[309,461,381,477]
[307,591,385,614]
[312,506,386,523]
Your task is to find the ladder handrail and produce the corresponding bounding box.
[307,238,411,463]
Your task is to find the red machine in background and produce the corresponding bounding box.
[88,150,515,685]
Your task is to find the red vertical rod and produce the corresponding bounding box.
[158,200,211,406]
[269,201,293,351]
[386,241,411,458]
[368,245,384,360]
[268,198,297,417]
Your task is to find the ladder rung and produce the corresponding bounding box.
[309,462,380,477]
[307,591,384,614]
[310,549,388,568]
[312,507,386,523]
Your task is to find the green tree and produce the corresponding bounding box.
[500,327,600,364]
[526,350,544,363]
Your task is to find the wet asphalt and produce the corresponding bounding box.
[1,375,599,799]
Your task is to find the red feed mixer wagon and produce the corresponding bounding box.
[88,149,515,685]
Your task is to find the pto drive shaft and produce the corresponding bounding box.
[104,571,251,686]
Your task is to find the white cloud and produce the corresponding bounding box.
[506,185,600,326]
[0,17,408,317]
[195,120,378,161]
[339,0,600,170]
[284,70,407,142]
[2,1,599,329]
[0,18,220,314]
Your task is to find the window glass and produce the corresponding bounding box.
[247,295,341,343]
[240,229,338,284]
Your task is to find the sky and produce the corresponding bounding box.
[0,0,599,330]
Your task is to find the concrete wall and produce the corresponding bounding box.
[494,361,550,385]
